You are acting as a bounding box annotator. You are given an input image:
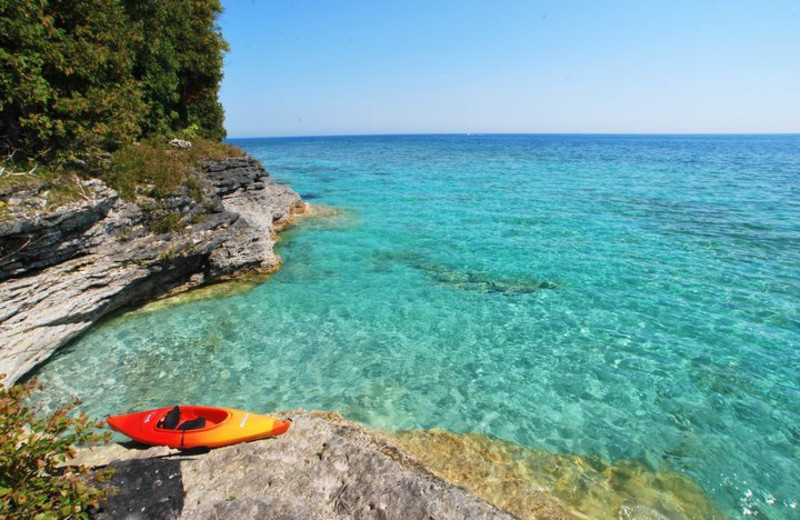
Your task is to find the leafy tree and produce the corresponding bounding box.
[1,0,228,166]
[0,0,50,159]
[123,0,228,140]
[121,0,181,137]
[175,0,227,140]
[0,0,144,162]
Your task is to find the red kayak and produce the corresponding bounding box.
[106,405,291,449]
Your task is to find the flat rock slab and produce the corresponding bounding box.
[88,411,519,520]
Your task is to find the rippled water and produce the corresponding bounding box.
[30,135,800,519]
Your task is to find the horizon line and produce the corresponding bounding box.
[226,131,800,140]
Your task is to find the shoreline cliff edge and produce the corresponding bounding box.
[0,155,304,386]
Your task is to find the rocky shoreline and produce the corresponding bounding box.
[77,411,535,520]
[0,156,714,520]
[0,156,304,385]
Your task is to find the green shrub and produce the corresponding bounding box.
[107,137,244,200]
[187,138,245,163]
[0,379,113,519]
[108,139,186,199]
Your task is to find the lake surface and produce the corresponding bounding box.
[31,135,800,519]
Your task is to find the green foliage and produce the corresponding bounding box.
[0,0,228,165]
[0,378,113,519]
[188,137,245,163]
[106,137,243,200]
[123,0,228,140]
[0,0,144,162]
[108,139,186,199]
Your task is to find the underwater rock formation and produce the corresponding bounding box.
[394,429,726,520]
[377,251,559,295]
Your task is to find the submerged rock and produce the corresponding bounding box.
[394,429,726,520]
[377,251,559,295]
[0,156,304,386]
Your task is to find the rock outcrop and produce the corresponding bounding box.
[0,156,304,385]
[79,411,524,520]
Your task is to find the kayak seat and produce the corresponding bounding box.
[177,417,206,431]
[162,406,181,429]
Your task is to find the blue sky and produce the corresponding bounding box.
[219,0,800,137]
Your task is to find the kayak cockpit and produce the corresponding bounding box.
[155,405,231,432]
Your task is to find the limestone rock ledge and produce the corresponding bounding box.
[80,411,522,520]
[0,156,304,385]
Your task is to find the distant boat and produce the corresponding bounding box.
[106,405,291,449]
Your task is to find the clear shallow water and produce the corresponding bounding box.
[30,135,799,518]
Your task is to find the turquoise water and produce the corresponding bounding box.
[31,135,799,518]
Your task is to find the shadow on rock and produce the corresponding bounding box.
[93,458,184,520]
